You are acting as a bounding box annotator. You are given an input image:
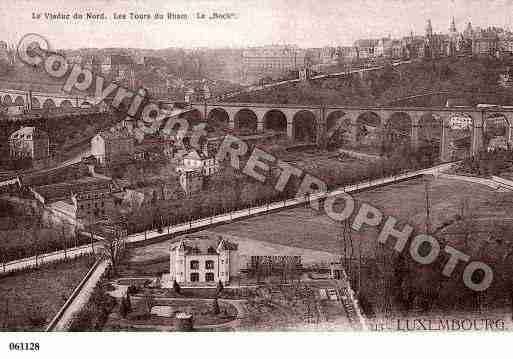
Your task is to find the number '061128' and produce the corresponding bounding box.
[9,342,40,351]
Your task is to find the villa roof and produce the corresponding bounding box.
[172,235,237,255]
[183,149,210,161]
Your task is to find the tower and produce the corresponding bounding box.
[464,22,473,39]
[426,19,433,37]
[449,17,458,56]
[450,17,457,35]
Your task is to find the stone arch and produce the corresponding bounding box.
[115,97,132,114]
[207,108,230,130]
[383,112,412,152]
[418,113,443,164]
[263,109,287,132]
[14,96,25,106]
[326,110,347,132]
[483,113,510,151]
[355,111,381,146]
[419,113,443,143]
[42,98,56,110]
[3,95,12,106]
[234,109,258,132]
[445,112,474,160]
[326,110,352,146]
[292,110,316,142]
[31,97,41,109]
[179,108,203,125]
[61,99,73,110]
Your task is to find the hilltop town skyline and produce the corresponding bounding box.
[1,0,513,49]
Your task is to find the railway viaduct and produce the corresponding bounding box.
[189,102,513,161]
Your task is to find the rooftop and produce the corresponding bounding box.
[97,127,133,140]
[9,127,48,140]
[172,235,238,255]
[32,177,111,203]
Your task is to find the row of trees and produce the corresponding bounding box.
[458,148,513,176]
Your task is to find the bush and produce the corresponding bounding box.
[127,285,138,295]
[173,280,181,294]
[69,285,116,331]
[211,298,220,315]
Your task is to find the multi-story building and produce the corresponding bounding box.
[317,47,337,64]
[178,169,204,195]
[91,128,134,166]
[473,30,499,56]
[9,127,49,161]
[70,178,115,221]
[176,143,219,195]
[337,46,358,61]
[144,56,167,69]
[353,39,379,59]
[178,148,219,176]
[402,34,425,59]
[242,45,307,80]
[169,235,239,285]
[421,18,465,58]
[375,37,392,57]
[0,41,12,64]
[499,36,513,54]
[30,177,116,224]
[390,40,404,59]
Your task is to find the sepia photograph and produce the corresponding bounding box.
[0,0,512,357]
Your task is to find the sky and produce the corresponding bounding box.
[1,0,513,49]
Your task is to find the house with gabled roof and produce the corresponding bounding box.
[168,235,238,285]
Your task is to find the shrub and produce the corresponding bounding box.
[173,280,181,294]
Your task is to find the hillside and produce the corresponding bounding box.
[228,57,513,107]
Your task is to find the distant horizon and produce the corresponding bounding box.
[1,0,512,50]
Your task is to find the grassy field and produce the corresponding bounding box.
[127,177,502,264]
[0,256,96,331]
[201,177,500,256]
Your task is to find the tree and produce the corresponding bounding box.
[118,295,130,318]
[125,293,132,313]
[98,228,124,274]
[142,292,154,315]
[173,280,181,294]
[211,297,220,315]
[0,59,12,76]
[216,280,224,296]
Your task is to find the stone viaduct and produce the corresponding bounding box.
[0,88,93,111]
[189,102,513,161]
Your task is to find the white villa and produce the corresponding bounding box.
[168,235,239,285]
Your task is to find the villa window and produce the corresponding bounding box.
[190,273,199,282]
[190,260,199,270]
[205,272,215,282]
[205,260,214,270]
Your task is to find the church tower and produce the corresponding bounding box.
[426,19,433,37]
[450,17,457,35]
[464,22,473,39]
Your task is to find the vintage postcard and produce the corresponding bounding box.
[0,0,512,357]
